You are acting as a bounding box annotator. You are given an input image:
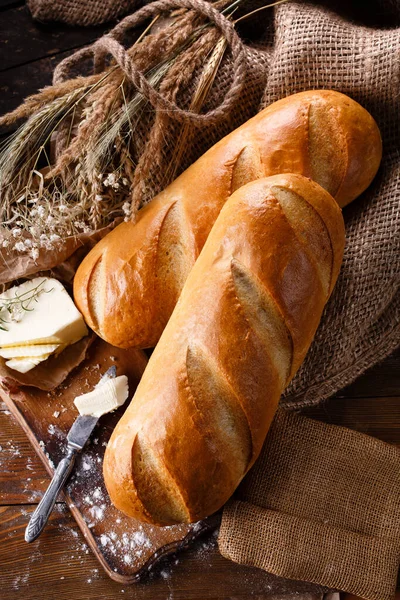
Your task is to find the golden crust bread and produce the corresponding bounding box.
[73,90,381,349]
[103,174,345,525]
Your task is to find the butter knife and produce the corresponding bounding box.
[25,366,117,543]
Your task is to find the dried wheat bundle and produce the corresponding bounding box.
[0,0,284,264]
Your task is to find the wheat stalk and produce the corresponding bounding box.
[1,0,284,260]
[165,35,228,184]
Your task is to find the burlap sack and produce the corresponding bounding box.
[27,0,140,26]
[219,409,400,600]
[269,1,400,409]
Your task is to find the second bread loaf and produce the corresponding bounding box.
[103,174,345,525]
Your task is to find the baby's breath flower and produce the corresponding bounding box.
[2,240,10,248]
[50,234,61,242]
[30,248,39,261]
[12,228,22,238]
[37,206,45,217]
[59,205,68,213]
[95,195,103,202]
[29,226,39,237]
[15,241,26,252]
[24,238,32,248]
[103,174,113,187]
[30,209,38,218]
[122,202,131,216]
[103,173,120,190]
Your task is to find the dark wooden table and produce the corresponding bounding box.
[1,3,399,599]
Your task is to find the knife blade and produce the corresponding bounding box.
[25,365,117,543]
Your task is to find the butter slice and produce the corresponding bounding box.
[0,344,60,359]
[5,356,48,373]
[74,376,129,418]
[0,278,88,349]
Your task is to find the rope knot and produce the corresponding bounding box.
[53,0,247,126]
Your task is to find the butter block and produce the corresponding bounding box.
[0,278,88,349]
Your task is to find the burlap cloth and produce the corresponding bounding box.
[21,0,400,597]
[219,409,400,600]
[27,0,140,26]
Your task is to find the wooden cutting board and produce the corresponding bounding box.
[0,337,216,583]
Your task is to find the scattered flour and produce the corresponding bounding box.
[89,505,105,520]
[93,487,103,500]
[38,440,55,469]
[160,569,170,580]
[13,573,29,590]
[98,524,152,563]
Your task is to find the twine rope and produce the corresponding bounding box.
[53,0,247,126]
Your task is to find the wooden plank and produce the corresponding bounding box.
[0,0,23,10]
[0,504,324,600]
[0,5,107,72]
[0,410,48,504]
[0,49,74,131]
[303,395,400,444]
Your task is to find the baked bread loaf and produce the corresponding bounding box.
[74,90,381,349]
[103,173,345,525]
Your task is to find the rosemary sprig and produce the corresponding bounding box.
[0,279,50,331]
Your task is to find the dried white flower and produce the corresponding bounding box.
[50,234,61,242]
[12,228,22,238]
[103,173,114,186]
[37,206,45,217]
[30,248,39,261]
[2,240,10,248]
[103,172,120,190]
[95,195,103,202]
[122,202,131,216]
[59,205,68,213]
[15,241,26,252]
[30,209,38,218]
